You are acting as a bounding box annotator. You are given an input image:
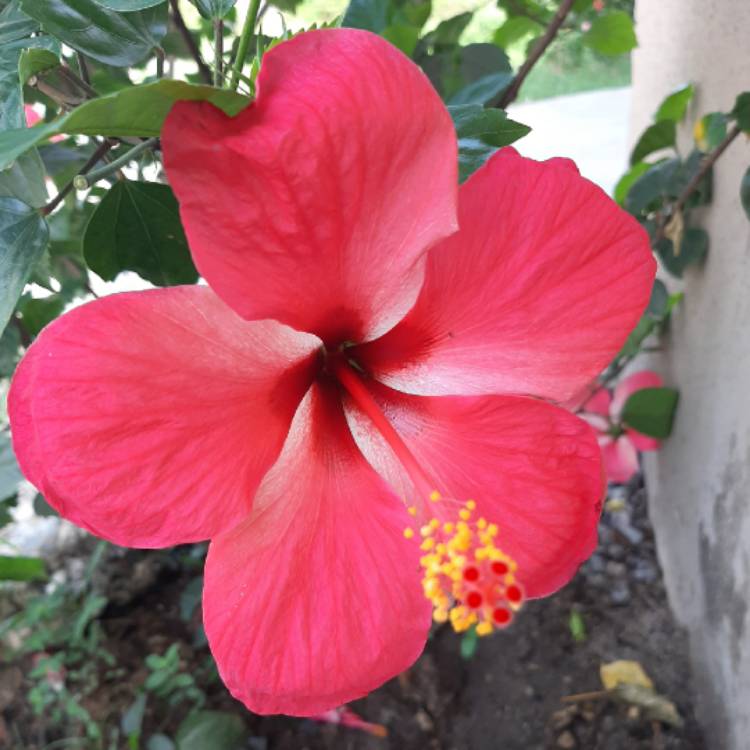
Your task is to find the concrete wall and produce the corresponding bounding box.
[631,3,750,748]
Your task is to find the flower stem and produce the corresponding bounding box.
[73,138,158,190]
[168,0,212,84]
[229,0,262,91]
[214,19,224,86]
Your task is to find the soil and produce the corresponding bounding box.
[2,478,707,750]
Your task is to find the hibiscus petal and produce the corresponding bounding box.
[601,436,640,484]
[625,429,660,452]
[611,369,663,419]
[357,148,655,401]
[203,382,430,715]
[162,29,458,345]
[582,387,612,417]
[343,381,604,598]
[8,287,319,547]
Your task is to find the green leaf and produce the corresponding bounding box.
[493,15,542,49]
[122,693,147,738]
[460,624,478,659]
[647,279,668,318]
[188,0,237,18]
[447,44,513,106]
[732,91,750,133]
[84,181,198,286]
[655,227,708,278]
[17,293,66,336]
[449,104,530,181]
[18,47,60,84]
[0,1,38,44]
[613,161,650,205]
[19,0,167,67]
[740,165,750,221]
[179,577,203,622]
[147,736,175,750]
[96,0,167,9]
[176,711,247,750]
[696,112,727,152]
[630,121,676,165]
[0,197,49,333]
[0,322,21,376]
[420,11,471,47]
[621,386,680,439]
[624,158,680,216]
[0,431,23,500]
[654,83,694,123]
[449,71,513,106]
[0,555,47,581]
[33,493,58,517]
[584,11,637,56]
[569,609,586,643]
[0,80,249,171]
[382,23,419,55]
[342,0,389,32]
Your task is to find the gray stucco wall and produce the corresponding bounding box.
[631,2,750,748]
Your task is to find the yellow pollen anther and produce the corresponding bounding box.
[403,528,415,539]
[429,490,442,502]
[407,506,417,516]
[410,494,525,638]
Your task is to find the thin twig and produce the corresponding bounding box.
[41,140,114,216]
[497,0,576,109]
[168,0,212,84]
[654,123,742,242]
[561,689,609,704]
[76,53,90,85]
[155,46,165,79]
[73,138,159,189]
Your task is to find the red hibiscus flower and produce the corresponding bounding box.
[581,371,663,484]
[8,29,654,715]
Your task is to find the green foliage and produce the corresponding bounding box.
[175,710,248,750]
[19,0,167,67]
[189,0,238,19]
[630,121,676,165]
[145,643,205,708]
[584,11,637,56]
[655,227,708,278]
[0,554,46,581]
[0,197,49,333]
[741,166,750,221]
[654,83,694,123]
[83,180,198,286]
[732,91,750,133]
[460,624,478,659]
[621,387,680,439]
[569,609,586,643]
[449,104,530,182]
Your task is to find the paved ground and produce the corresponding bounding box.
[508,86,632,196]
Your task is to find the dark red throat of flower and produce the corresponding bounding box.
[330,354,525,636]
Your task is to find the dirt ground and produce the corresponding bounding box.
[2,478,706,750]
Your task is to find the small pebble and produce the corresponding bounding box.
[556,729,576,749]
[605,561,627,578]
[609,579,631,606]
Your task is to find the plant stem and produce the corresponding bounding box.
[497,0,576,109]
[41,140,114,216]
[155,46,165,78]
[229,0,262,90]
[214,19,224,86]
[76,52,90,85]
[168,0,212,84]
[73,138,159,190]
[654,123,742,242]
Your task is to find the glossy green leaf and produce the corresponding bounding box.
[0,555,47,581]
[654,83,694,123]
[493,15,542,49]
[176,711,247,750]
[696,112,727,152]
[95,0,166,9]
[646,279,668,319]
[0,198,49,332]
[84,181,198,286]
[19,0,167,67]
[624,158,680,216]
[449,71,513,106]
[18,47,60,84]
[0,431,23,500]
[732,91,750,133]
[420,11,471,47]
[447,43,513,106]
[449,104,530,181]
[630,121,676,165]
[613,161,650,205]
[621,386,680,439]
[342,0,389,32]
[0,80,250,171]
[0,322,21,377]
[0,1,38,44]
[188,0,237,18]
[655,227,708,278]
[740,165,750,221]
[584,11,637,56]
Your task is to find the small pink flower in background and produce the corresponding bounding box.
[311,706,387,738]
[25,103,64,142]
[9,29,654,715]
[593,0,605,11]
[581,371,663,484]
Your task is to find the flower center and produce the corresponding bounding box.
[330,355,524,636]
[404,494,524,635]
